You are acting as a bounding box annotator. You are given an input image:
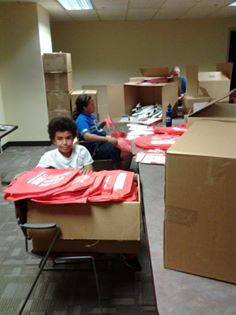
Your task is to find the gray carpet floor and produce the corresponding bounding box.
[0,146,157,315]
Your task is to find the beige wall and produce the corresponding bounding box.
[51,19,236,89]
[0,3,50,143]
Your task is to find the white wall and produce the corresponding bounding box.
[51,19,236,89]
[37,5,52,54]
[0,3,49,143]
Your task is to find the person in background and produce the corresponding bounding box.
[37,116,93,173]
[73,94,132,170]
[171,66,187,101]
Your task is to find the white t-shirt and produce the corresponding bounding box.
[37,145,93,170]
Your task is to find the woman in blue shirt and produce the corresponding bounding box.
[73,94,131,170]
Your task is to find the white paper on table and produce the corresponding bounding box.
[128,124,154,131]
[135,152,166,165]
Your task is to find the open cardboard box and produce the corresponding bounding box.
[186,63,233,101]
[16,175,141,254]
[124,81,178,122]
[129,67,172,83]
[183,95,212,113]
[187,88,236,127]
[140,67,170,77]
[164,120,236,284]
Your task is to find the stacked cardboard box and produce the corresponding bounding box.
[81,84,125,120]
[43,53,73,121]
[184,63,233,112]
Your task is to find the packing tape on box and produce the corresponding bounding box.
[165,206,197,225]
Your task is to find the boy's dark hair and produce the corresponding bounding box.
[48,117,77,141]
[73,94,91,120]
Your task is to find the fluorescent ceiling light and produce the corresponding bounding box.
[228,1,236,6]
[57,0,93,10]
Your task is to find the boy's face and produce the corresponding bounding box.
[53,131,74,157]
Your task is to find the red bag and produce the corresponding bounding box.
[32,172,106,204]
[88,170,135,202]
[28,170,138,204]
[116,137,132,153]
[134,134,179,151]
[154,123,187,136]
[3,167,80,201]
[141,77,168,84]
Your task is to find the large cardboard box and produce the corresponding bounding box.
[43,53,72,73]
[47,91,72,121]
[187,89,236,127]
[124,81,178,122]
[70,90,98,118]
[164,120,236,284]
[47,91,71,112]
[186,63,233,100]
[82,84,125,120]
[183,95,212,113]
[44,72,73,92]
[25,176,141,254]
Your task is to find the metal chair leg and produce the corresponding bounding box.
[90,256,103,315]
[18,224,60,315]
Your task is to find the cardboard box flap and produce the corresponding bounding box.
[167,120,236,159]
[189,88,236,116]
[186,64,198,96]
[186,63,232,98]
[198,72,229,82]
[216,62,233,79]
[140,67,170,77]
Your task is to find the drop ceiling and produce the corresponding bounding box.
[1,0,236,21]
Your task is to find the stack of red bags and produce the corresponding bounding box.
[3,167,138,204]
[134,124,188,151]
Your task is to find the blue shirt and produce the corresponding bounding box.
[75,113,106,152]
[180,77,187,94]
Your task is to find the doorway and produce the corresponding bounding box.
[228,30,236,90]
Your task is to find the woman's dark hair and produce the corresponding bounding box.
[72,94,91,120]
[48,116,77,141]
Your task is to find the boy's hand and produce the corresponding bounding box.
[13,172,25,181]
[81,168,93,175]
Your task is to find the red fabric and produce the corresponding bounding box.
[110,130,131,153]
[4,169,138,204]
[141,77,168,84]
[3,167,80,201]
[116,137,132,153]
[154,123,187,136]
[32,172,106,204]
[134,134,179,151]
[88,170,135,202]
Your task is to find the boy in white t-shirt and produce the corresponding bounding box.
[37,117,93,173]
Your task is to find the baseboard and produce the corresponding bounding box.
[2,141,51,151]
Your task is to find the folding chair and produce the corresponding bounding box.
[14,200,103,315]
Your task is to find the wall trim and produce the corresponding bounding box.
[2,141,51,151]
